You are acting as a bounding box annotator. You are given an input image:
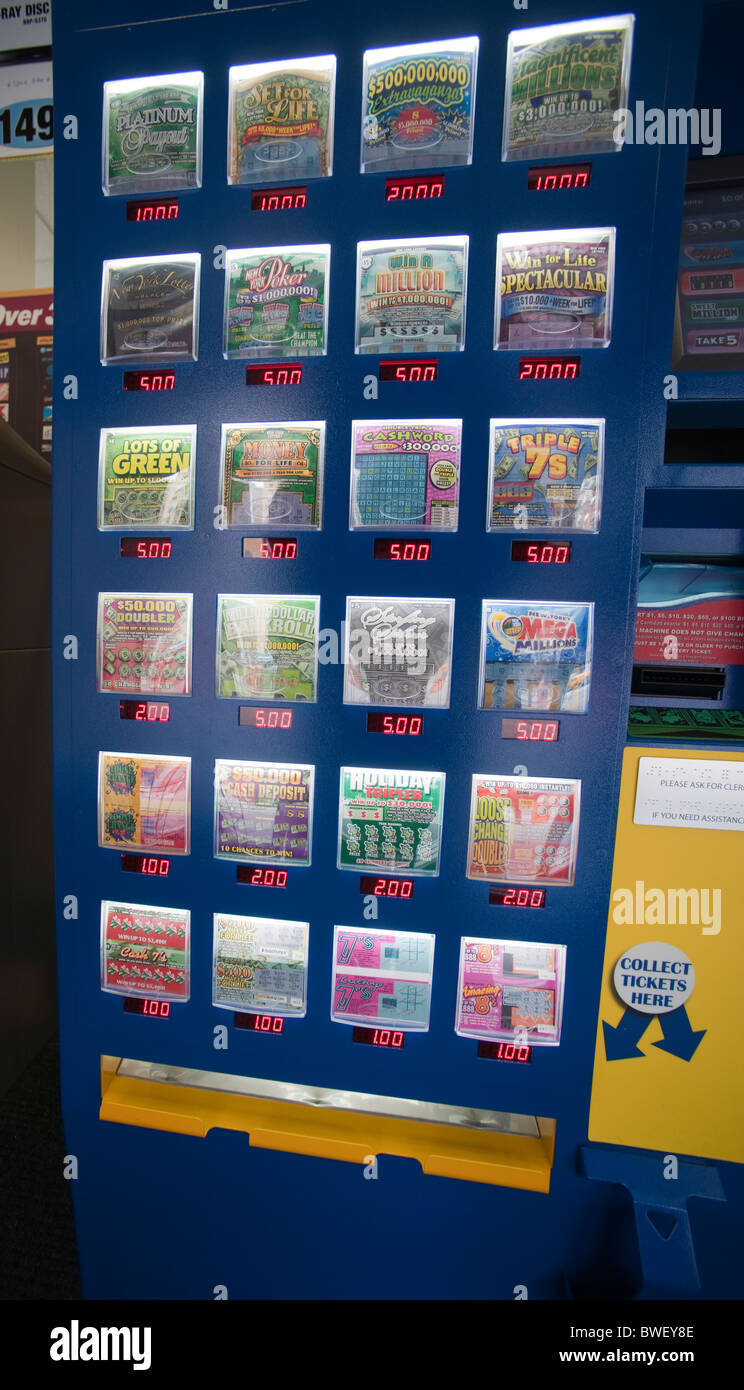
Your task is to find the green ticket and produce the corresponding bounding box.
[217,594,319,702]
[98,425,195,529]
[220,422,322,529]
[224,245,329,359]
[104,73,203,193]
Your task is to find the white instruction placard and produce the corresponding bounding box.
[633,757,744,832]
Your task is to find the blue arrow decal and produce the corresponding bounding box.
[602,1007,650,1060]
[653,1007,706,1061]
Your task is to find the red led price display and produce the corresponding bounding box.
[126,198,180,221]
[236,866,289,887]
[251,186,307,211]
[235,1012,285,1033]
[121,854,170,876]
[527,163,591,191]
[489,886,546,908]
[120,700,170,723]
[501,718,559,743]
[518,356,580,381]
[366,714,423,736]
[242,538,298,558]
[373,539,431,561]
[120,538,173,558]
[385,175,444,201]
[353,1026,405,1048]
[123,997,172,1016]
[239,707,293,729]
[359,876,414,898]
[477,1041,532,1062]
[379,359,437,382]
[511,540,571,564]
[123,371,175,391]
[245,363,302,385]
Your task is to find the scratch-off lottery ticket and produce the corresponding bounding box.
[98,752,191,854]
[212,913,309,1015]
[214,759,314,866]
[456,937,566,1044]
[466,774,580,886]
[101,900,190,1001]
[331,924,435,1029]
[97,592,192,696]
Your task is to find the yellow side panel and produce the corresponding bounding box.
[589,745,744,1162]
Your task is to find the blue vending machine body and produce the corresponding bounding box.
[50,0,743,1300]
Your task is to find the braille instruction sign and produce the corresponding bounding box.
[634,757,744,831]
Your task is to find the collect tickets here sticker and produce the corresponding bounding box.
[633,757,744,831]
[613,941,695,1015]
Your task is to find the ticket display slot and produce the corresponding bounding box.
[99,1057,555,1193]
[631,665,727,699]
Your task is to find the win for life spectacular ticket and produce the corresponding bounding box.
[344,596,454,708]
[502,16,634,162]
[97,592,192,697]
[228,56,336,185]
[466,774,580,886]
[220,422,323,529]
[101,900,190,1002]
[338,767,445,877]
[216,594,319,702]
[102,71,204,195]
[356,237,467,354]
[223,244,330,359]
[101,254,200,363]
[98,752,191,855]
[350,420,461,530]
[214,759,314,867]
[361,37,478,174]
[479,599,594,714]
[487,419,603,534]
[331,925,435,1030]
[455,938,566,1046]
[98,426,196,530]
[212,913,309,1016]
[494,228,615,351]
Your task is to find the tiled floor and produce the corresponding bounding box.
[0,1038,80,1300]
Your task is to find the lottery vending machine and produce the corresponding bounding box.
[51,0,742,1299]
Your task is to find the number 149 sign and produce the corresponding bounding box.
[0,64,53,158]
